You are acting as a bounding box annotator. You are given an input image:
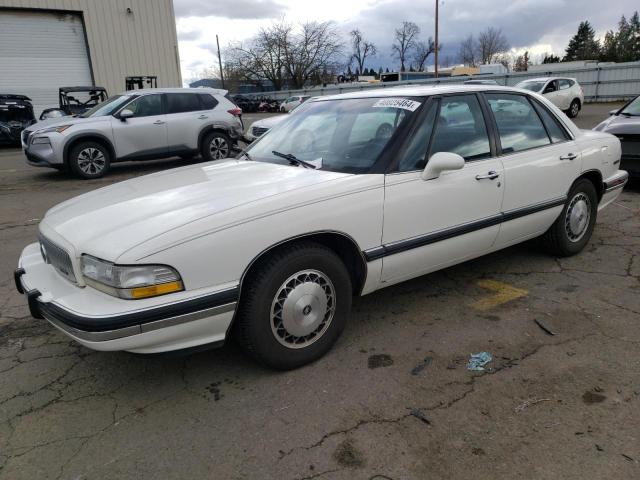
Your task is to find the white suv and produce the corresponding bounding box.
[279,95,310,112]
[515,77,584,118]
[22,88,243,179]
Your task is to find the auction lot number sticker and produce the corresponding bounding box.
[372,98,422,111]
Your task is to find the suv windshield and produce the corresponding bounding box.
[80,95,134,118]
[245,97,421,173]
[620,96,640,116]
[515,81,546,93]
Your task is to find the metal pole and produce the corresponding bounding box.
[434,0,439,78]
[216,34,225,89]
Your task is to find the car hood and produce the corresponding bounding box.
[594,114,640,134]
[40,160,352,261]
[27,115,103,132]
[253,115,288,129]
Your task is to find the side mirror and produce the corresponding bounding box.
[544,86,555,94]
[421,152,465,180]
[119,109,134,121]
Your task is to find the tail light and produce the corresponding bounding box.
[227,108,242,117]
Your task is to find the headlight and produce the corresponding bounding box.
[81,254,184,299]
[32,136,51,145]
[38,125,72,134]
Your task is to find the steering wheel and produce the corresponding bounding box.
[375,123,394,141]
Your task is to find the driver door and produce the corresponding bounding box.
[542,80,562,108]
[380,94,504,285]
[111,94,168,159]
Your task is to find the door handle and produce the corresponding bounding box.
[475,171,500,180]
[198,115,209,119]
[560,153,577,161]
[153,120,165,125]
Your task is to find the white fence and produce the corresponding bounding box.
[247,61,640,103]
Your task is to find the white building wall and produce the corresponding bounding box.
[0,0,182,96]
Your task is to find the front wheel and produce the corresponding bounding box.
[540,179,598,256]
[68,141,110,179]
[566,99,580,118]
[234,242,352,370]
[201,131,232,162]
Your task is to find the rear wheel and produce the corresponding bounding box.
[201,131,231,161]
[541,178,598,256]
[567,99,580,118]
[234,242,352,370]
[68,141,110,179]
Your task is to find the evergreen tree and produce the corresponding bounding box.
[600,30,619,62]
[563,21,600,61]
[542,53,561,64]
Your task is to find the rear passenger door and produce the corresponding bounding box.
[484,92,581,247]
[165,93,217,154]
[381,94,505,285]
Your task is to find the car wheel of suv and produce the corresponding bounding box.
[541,178,597,256]
[567,99,580,118]
[234,242,352,370]
[68,141,110,179]
[201,131,231,161]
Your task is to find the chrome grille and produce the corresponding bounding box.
[252,126,269,137]
[39,235,77,283]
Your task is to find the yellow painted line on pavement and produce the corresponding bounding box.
[471,279,528,311]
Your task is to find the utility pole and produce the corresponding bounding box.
[216,34,225,89]
[434,0,439,78]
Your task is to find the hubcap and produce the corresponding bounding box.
[77,147,105,175]
[209,137,229,159]
[571,103,579,115]
[270,269,336,349]
[565,192,591,242]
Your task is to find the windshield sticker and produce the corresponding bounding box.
[372,98,421,111]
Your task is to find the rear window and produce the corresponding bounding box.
[167,93,202,114]
[198,94,218,110]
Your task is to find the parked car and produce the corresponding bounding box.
[0,94,36,146]
[15,85,627,369]
[593,95,640,177]
[244,114,288,143]
[280,95,310,112]
[40,86,109,120]
[464,79,499,85]
[21,88,243,179]
[514,77,584,118]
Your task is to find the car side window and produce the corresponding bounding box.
[167,93,202,114]
[558,79,572,90]
[545,81,558,93]
[124,95,163,117]
[198,94,218,110]
[397,102,437,172]
[486,93,551,154]
[531,100,570,143]
[429,95,491,161]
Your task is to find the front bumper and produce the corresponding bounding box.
[15,243,238,353]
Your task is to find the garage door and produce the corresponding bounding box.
[0,9,93,117]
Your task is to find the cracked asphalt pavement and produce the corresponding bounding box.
[1,106,639,479]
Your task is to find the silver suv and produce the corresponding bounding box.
[22,88,243,179]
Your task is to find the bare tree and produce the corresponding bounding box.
[392,21,420,71]
[413,38,438,71]
[458,34,477,66]
[282,21,343,89]
[227,20,342,90]
[476,27,509,64]
[350,29,377,76]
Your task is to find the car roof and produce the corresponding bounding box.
[316,84,537,101]
[119,87,229,96]
[0,94,32,102]
[516,77,576,82]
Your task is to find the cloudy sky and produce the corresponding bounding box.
[173,0,639,83]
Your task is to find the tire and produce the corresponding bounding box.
[68,141,110,179]
[234,242,352,370]
[567,99,580,118]
[201,131,232,162]
[540,178,598,256]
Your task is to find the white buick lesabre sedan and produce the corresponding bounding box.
[15,85,628,369]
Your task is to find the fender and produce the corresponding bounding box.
[63,132,116,164]
[198,122,239,149]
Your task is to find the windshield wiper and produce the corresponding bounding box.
[272,150,317,169]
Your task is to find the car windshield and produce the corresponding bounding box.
[515,81,546,92]
[620,96,640,116]
[79,95,133,118]
[245,97,420,173]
